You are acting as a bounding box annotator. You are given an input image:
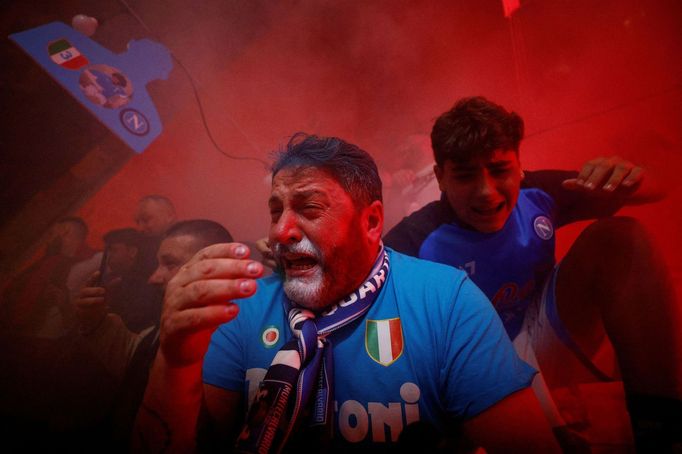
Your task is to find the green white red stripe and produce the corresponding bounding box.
[365,318,403,366]
[48,39,88,70]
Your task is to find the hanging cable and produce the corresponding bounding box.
[117,0,269,168]
[526,83,682,139]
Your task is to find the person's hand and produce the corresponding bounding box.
[74,271,111,332]
[159,243,263,367]
[255,237,277,270]
[562,156,644,193]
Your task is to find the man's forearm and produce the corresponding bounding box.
[463,387,561,453]
[133,353,204,453]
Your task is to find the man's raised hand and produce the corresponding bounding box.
[562,156,644,193]
[159,243,263,367]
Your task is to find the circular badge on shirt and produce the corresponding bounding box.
[261,326,280,348]
[533,215,554,240]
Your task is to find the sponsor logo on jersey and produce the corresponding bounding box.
[336,382,421,443]
[245,375,422,443]
[365,318,403,366]
[48,38,88,69]
[261,326,280,348]
[533,215,554,240]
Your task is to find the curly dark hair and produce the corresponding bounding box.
[431,96,524,166]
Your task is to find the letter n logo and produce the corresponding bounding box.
[365,318,403,366]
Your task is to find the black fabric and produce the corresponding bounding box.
[626,394,682,453]
[383,198,451,257]
[0,333,119,452]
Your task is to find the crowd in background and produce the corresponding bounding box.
[0,194,220,451]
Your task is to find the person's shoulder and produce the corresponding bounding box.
[386,249,494,324]
[384,199,451,255]
[395,199,449,231]
[519,186,556,209]
[520,169,578,207]
[387,248,469,287]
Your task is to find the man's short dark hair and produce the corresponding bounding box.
[139,194,176,214]
[271,132,382,207]
[431,96,524,166]
[164,220,234,250]
[103,228,142,248]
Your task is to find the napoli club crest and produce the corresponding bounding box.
[533,215,554,240]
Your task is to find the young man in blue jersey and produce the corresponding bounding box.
[384,96,681,451]
[134,133,560,452]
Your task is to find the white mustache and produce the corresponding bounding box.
[272,236,321,262]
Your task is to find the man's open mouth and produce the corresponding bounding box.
[282,253,319,272]
[471,201,505,216]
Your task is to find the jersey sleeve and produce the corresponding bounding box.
[441,276,536,419]
[522,169,628,227]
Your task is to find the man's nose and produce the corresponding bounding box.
[148,268,164,285]
[476,172,496,198]
[271,210,302,245]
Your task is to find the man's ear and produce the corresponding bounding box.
[434,164,445,192]
[364,200,384,243]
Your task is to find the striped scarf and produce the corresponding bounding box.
[236,248,390,453]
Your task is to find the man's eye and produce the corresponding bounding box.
[302,204,323,216]
[490,167,512,176]
[269,208,282,222]
[453,173,475,181]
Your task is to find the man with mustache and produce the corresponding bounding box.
[135,133,559,452]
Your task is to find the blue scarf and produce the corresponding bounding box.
[236,248,390,453]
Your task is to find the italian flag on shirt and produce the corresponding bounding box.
[365,318,403,366]
[48,39,88,70]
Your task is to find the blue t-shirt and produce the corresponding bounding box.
[384,170,625,340]
[203,249,535,447]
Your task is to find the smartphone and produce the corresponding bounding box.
[96,245,109,287]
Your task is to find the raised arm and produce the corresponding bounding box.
[132,243,263,453]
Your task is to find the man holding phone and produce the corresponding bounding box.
[74,219,235,450]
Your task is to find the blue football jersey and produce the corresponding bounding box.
[384,170,625,339]
[203,249,535,447]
